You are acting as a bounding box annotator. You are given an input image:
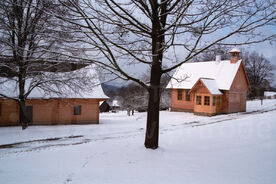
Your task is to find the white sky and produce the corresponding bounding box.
[108,41,276,87]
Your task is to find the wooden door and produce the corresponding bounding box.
[216,96,221,113]
[26,106,33,124]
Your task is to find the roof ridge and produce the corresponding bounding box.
[187,60,230,64]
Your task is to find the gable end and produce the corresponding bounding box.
[230,62,250,91]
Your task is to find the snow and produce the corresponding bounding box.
[264,91,276,98]
[112,100,119,107]
[0,64,109,99]
[230,47,241,53]
[166,60,242,90]
[0,99,276,184]
[199,78,222,95]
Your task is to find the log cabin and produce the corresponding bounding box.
[0,65,108,126]
[166,48,250,116]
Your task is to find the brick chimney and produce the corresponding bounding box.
[229,47,241,63]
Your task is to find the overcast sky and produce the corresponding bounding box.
[99,1,276,87]
[108,40,276,87]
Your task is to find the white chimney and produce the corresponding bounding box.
[215,55,221,62]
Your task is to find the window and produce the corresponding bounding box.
[204,96,210,106]
[0,103,2,116]
[185,90,190,101]
[213,96,216,106]
[177,89,183,100]
[74,105,82,115]
[196,96,201,105]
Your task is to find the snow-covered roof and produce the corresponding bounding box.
[112,100,119,107]
[230,47,241,53]
[200,78,222,95]
[264,91,276,97]
[0,65,109,99]
[166,60,242,91]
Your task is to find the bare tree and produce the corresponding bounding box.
[196,45,232,61]
[243,51,275,98]
[118,72,170,113]
[118,83,147,112]
[0,0,86,129]
[59,0,275,149]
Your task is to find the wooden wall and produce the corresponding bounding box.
[170,89,194,112]
[221,91,229,113]
[0,98,101,126]
[0,99,19,126]
[170,81,226,116]
[169,63,249,115]
[192,82,218,115]
[228,64,248,113]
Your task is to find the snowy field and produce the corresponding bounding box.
[0,99,276,184]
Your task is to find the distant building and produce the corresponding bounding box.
[0,65,108,126]
[99,100,111,112]
[166,48,250,116]
[99,99,120,113]
[264,91,276,99]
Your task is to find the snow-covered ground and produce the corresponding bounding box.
[0,99,275,184]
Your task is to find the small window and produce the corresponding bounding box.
[0,103,2,116]
[196,96,201,105]
[185,90,190,101]
[177,89,182,100]
[212,96,216,106]
[204,96,210,106]
[74,105,81,115]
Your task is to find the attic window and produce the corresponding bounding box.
[196,96,201,105]
[204,96,210,106]
[185,90,190,101]
[177,89,183,100]
[74,105,82,115]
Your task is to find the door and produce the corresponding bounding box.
[26,106,33,124]
[216,96,221,113]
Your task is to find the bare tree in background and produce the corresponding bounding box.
[59,0,275,149]
[196,45,232,61]
[118,83,148,114]
[0,0,87,129]
[118,74,170,113]
[243,51,275,98]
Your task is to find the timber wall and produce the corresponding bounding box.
[0,98,101,126]
[0,99,19,126]
[228,64,248,113]
[170,89,194,112]
[193,87,216,115]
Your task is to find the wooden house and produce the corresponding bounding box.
[166,48,250,116]
[0,65,108,126]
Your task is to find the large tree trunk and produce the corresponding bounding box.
[144,1,165,149]
[18,68,28,130]
[19,99,28,130]
[144,63,162,149]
